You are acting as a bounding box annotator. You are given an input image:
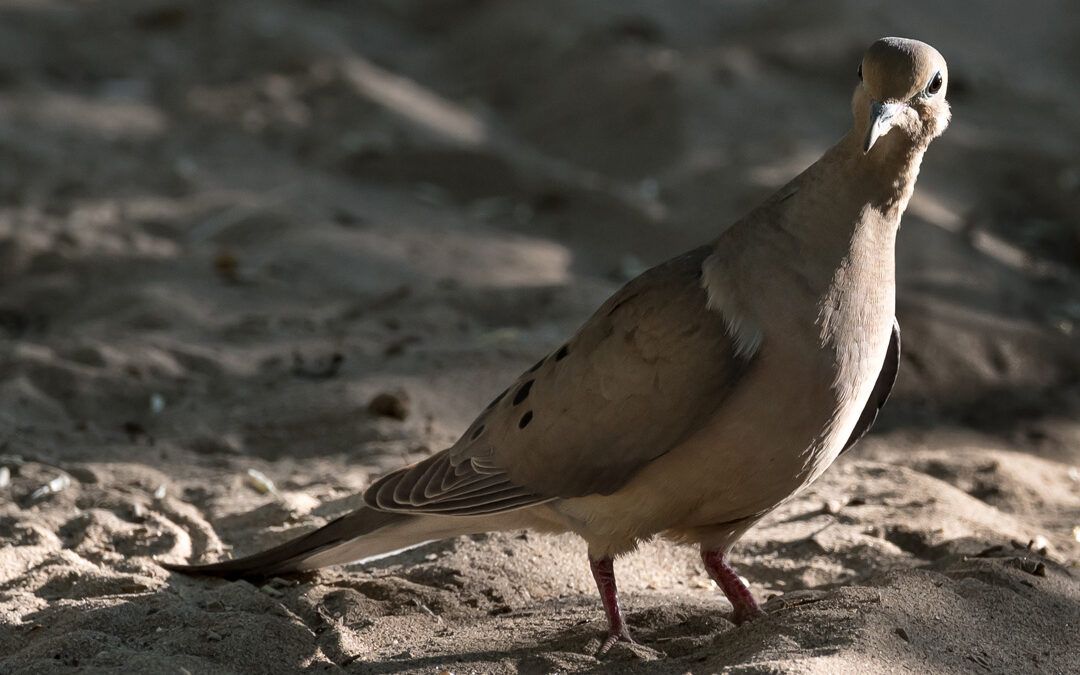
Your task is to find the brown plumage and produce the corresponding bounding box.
[162,37,950,654]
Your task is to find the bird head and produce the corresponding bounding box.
[853,37,951,155]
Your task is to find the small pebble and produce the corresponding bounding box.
[28,473,71,503]
[246,469,278,495]
[368,391,410,421]
[213,250,240,282]
[268,577,296,588]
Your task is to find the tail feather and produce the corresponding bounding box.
[163,505,538,580]
[161,507,410,579]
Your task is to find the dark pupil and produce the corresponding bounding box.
[928,72,942,94]
[857,64,863,80]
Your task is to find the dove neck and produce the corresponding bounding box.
[840,130,928,221]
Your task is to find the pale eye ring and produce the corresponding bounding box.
[925,71,943,96]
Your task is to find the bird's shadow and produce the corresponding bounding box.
[350,601,744,674]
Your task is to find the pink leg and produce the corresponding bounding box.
[701,549,766,625]
[589,556,634,654]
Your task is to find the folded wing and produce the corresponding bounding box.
[365,246,752,516]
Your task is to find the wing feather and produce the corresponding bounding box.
[841,318,900,453]
[363,246,750,515]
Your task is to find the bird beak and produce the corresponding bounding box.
[863,101,903,154]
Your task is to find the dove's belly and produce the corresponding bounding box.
[552,316,892,557]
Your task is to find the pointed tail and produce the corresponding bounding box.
[161,507,434,579]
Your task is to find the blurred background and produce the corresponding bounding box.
[1,1,1078,672]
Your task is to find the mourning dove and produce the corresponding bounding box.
[163,37,950,653]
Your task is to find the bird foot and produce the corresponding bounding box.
[732,603,766,626]
[596,629,635,657]
[590,556,636,657]
[701,548,766,627]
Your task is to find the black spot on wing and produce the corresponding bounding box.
[555,344,569,361]
[518,411,533,429]
[471,425,485,440]
[513,380,533,405]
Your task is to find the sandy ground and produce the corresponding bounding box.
[2,1,1080,673]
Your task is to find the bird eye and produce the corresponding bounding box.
[925,71,943,96]
[857,64,863,81]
